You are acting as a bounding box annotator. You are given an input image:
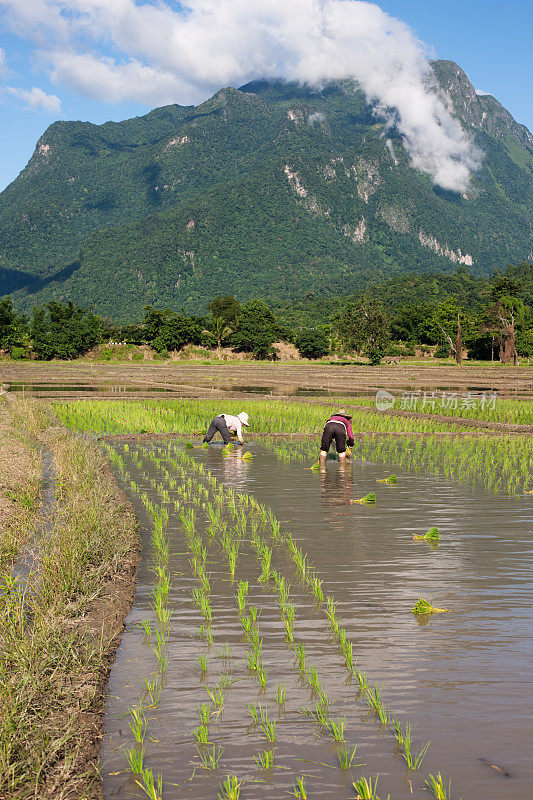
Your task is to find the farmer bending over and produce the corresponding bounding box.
[319,409,354,462]
[203,412,249,446]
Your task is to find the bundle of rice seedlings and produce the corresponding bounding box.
[350,493,376,505]
[377,474,397,484]
[242,452,253,462]
[413,527,440,542]
[411,598,449,615]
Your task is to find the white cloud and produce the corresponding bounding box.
[48,52,199,106]
[0,0,482,191]
[5,85,62,113]
[0,48,7,74]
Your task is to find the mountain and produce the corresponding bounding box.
[0,60,531,321]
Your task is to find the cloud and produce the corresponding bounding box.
[5,85,62,113]
[0,0,481,191]
[0,48,7,74]
[47,52,198,106]
[308,111,326,125]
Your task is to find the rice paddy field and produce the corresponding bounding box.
[44,395,531,800]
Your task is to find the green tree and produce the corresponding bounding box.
[30,301,101,360]
[295,329,330,359]
[207,295,241,353]
[231,300,277,359]
[333,297,389,363]
[0,297,28,352]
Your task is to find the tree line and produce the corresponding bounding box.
[1,263,531,363]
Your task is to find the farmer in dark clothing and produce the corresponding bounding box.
[203,412,249,446]
[319,409,355,462]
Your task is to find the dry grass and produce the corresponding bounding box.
[0,400,42,570]
[0,399,139,799]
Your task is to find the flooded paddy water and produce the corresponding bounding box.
[101,441,532,800]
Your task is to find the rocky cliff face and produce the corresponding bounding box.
[432,60,533,152]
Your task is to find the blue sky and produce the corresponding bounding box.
[0,0,531,192]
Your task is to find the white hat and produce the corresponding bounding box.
[238,412,250,427]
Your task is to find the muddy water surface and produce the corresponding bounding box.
[101,443,532,800]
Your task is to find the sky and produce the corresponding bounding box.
[0,0,531,193]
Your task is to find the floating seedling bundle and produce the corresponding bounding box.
[413,526,440,542]
[411,598,450,615]
[351,492,376,505]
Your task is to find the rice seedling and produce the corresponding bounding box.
[342,640,355,672]
[258,666,268,688]
[392,718,404,747]
[306,665,321,692]
[254,747,275,769]
[302,700,329,728]
[311,575,324,604]
[199,703,211,726]
[327,716,345,741]
[353,774,380,799]
[247,701,260,724]
[196,743,224,770]
[258,545,274,583]
[337,743,358,769]
[276,682,286,707]
[412,526,440,542]
[141,675,162,706]
[128,705,146,743]
[350,493,377,505]
[184,441,195,449]
[218,774,241,800]
[206,685,225,711]
[242,451,253,462]
[227,543,239,583]
[125,744,146,774]
[400,723,430,770]
[292,776,308,799]
[260,712,276,742]
[139,619,152,638]
[310,461,321,472]
[376,475,397,484]
[411,598,450,614]
[425,773,451,799]
[194,723,210,744]
[363,685,388,725]
[295,641,306,676]
[283,607,295,643]
[246,648,261,673]
[136,767,163,800]
[218,642,233,660]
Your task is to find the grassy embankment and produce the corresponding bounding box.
[0,398,139,799]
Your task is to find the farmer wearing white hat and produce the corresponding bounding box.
[203,412,249,446]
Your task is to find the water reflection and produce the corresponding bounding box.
[319,458,353,520]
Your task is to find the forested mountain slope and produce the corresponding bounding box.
[0,60,531,321]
